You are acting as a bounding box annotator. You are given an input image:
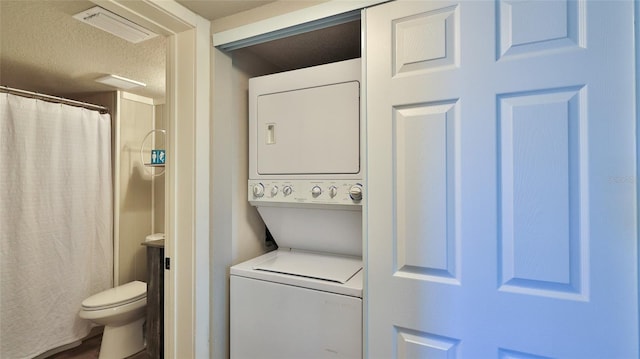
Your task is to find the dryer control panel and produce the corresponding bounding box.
[248,179,363,206]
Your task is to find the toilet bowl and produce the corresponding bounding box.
[79,281,147,359]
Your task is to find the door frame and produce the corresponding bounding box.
[91,1,210,358]
[635,0,640,343]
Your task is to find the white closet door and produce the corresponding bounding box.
[365,0,637,357]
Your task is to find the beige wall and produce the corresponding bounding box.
[211,46,281,359]
[231,53,275,264]
[117,92,166,284]
[118,93,152,284]
[73,92,117,114]
[153,104,166,234]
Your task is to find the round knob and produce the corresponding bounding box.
[270,186,279,197]
[253,183,265,198]
[328,186,338,198]
[283,186,293,196]
[349,184,363,201]
[311,186,322,198]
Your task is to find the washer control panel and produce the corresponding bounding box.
[248,180,363,205]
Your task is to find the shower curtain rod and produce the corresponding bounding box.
[0,85,109,114]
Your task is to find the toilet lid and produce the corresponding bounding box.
[82,281,146,310]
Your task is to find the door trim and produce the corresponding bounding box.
[635,0,640,346]
[91,1,211,358]
[212,0,387,49]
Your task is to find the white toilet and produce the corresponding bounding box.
[79,281,147,359]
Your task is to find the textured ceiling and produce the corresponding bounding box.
[0,1,359,103]
[0,0,166,100]
[0,0,274,102]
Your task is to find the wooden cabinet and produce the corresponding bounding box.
[143,240,164,358]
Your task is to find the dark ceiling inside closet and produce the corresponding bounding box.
[235,20,362,73]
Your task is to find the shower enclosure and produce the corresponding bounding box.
[0,90,113,358]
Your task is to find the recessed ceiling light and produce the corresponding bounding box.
[95,74,146,89]
[73,6,158,44]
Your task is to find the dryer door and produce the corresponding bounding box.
[257,81,360,175]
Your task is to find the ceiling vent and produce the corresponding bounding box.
[73,6,158,43]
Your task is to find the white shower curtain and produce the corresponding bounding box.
[0,93,113,359]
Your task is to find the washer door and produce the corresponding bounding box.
[230,275,362,359]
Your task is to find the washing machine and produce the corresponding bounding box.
[230,58,364,358]
[229,205,363,358]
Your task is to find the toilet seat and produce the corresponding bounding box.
[81,281,146,311]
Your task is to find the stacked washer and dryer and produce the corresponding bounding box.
[230,58,364,358]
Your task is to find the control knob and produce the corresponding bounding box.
[270,186,279,197]
[311,186,322,198]
[328,186,338,198]
[252,183,265,198]
[283,185,293,196]
[349,184,363,201]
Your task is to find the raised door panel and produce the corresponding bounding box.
[497,87,588,300]
[497,0,584,59]
[394,101,460,283]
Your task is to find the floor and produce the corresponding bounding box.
[48,334,149,359]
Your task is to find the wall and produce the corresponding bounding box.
[232,51,278,263]
[211,46,279,358]
[212,49,280,264]
[116,92,165,284]
[153,104,166,234]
